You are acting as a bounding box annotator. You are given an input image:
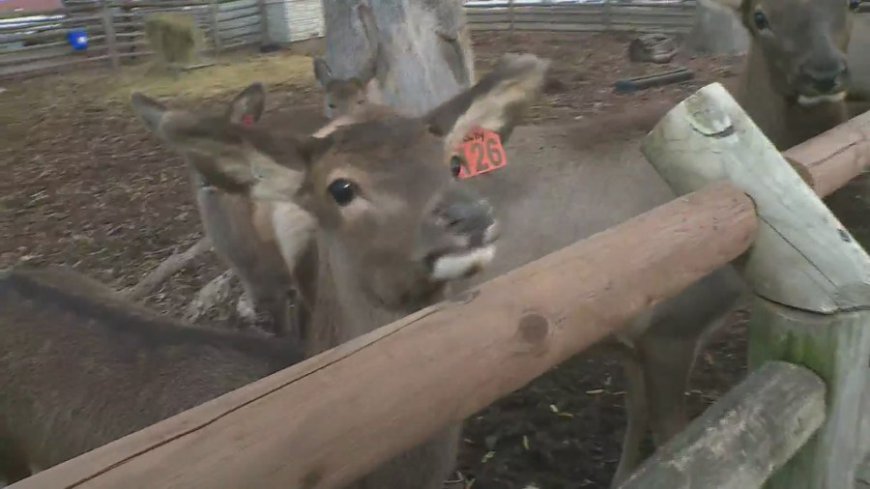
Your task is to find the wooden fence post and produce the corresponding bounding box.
[256,0,269,46]
[508,0,515,37]
[603,0,612,31]
[208,0,221,54]
[641,82,870,489]
[100,0,119,70]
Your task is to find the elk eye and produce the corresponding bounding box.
[450,156,463,178]
[849,0,860,11]
[327,179,356,206]
[753,11,769,30]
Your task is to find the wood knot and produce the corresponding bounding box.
[518,313,550,344]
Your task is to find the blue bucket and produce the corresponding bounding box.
[67,29,89,51]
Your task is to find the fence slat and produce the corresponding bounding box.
[619,361,826,489]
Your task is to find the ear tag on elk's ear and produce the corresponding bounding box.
[241,114,256,127]
[454,128,508,179]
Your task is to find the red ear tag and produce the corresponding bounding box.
[241,114,256,127]
[454,128,508,180]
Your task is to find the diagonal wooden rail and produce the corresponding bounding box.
[9,106,870,489]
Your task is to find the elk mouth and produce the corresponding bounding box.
[425,222,500,282]
[797,91,847,107]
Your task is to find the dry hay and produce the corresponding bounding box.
[144,13,203,70]
[107,53,315,103]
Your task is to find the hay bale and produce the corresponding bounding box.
[145,13,203,71]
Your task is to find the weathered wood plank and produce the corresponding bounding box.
[619,361,826,489]
[641,81,870,489]
[8,183,758,489]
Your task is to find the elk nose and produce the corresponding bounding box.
[435,188,498,247]
[803,61,848,94]
[440,199,497,247]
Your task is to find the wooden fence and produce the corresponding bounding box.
[7,82,870,489]
[465,1,698,33]
[0,0,265,78]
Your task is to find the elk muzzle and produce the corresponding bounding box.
[420,186,499,282]
[796,56,851,106]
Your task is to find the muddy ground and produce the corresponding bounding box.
[1,31,868,488]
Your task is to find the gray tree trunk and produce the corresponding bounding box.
[322,0,475,115]
[685,0,749,55]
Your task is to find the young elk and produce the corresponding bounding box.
[0,265,303,485]
[721,0,862,149]
[313,2,384,119]
[129,54,547,488]
[132,85,318,341]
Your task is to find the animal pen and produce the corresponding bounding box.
[2,78,870,488]
[0,0,700,79]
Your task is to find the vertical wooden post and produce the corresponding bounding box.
[208,0,221,54]
[603,0,612,32]
[641,82,870,489]
[100,0,119,70]
[508,0,515,37]
[256,0,269,46]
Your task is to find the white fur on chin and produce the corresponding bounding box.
[797,92,847,107]
[431,245,496,281]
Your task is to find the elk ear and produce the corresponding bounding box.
[313,57,333,87]
[425,53,550,150]
[131,92,169,133]
[226,82,266,125]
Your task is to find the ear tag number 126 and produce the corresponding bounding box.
[456,128,508,179]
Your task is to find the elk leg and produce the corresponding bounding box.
[600,342,650,488]
[638,335,698,447]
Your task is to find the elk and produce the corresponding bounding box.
[722,0,862,150]
[132,84,318,342]
[121,54,545,488]
[314,2,384,119]
[0,265,304,485]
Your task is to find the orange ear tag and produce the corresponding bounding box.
[455,128,508,179]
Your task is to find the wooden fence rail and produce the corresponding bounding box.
[466,1,696,33]
[9,86,870,489]
[619,361,827,489]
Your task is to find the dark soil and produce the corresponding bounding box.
[1,30,867,488]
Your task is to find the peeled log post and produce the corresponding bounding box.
[619,361,826,489]
[321,0,475,115]
[8,183,758,489]
[642,82,870,489]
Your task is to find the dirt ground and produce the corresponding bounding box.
[1,31,867,488]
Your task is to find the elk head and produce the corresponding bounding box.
[718,0,860,106]
[139,54,549,311]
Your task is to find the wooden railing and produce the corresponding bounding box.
[8,83,870,489]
